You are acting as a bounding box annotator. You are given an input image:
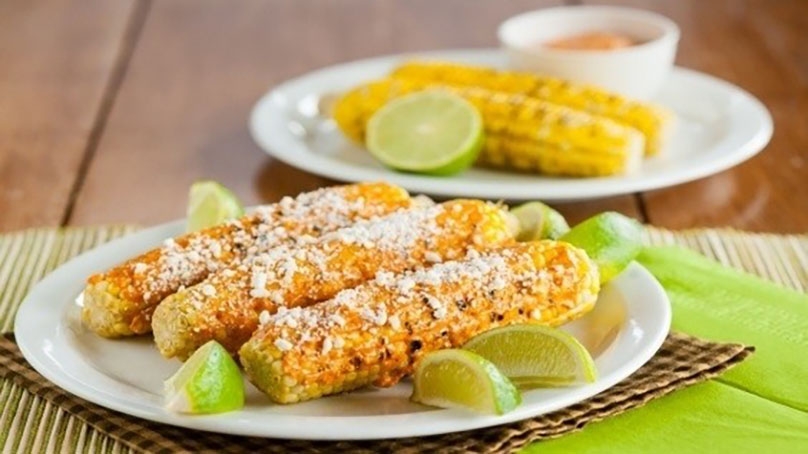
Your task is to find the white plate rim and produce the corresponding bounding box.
[249,48,773,202]
[15,219,671,440]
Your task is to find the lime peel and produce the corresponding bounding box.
[186,180,244,233]
[411,349,521,415]
[509,201,570,241]
[463,324,597,388]
[366,90,484,176]
[164,340,245,414]
[560,212,644,283]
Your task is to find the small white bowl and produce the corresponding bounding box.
[498,6,680,100]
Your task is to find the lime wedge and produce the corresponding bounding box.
[560,212,643,283]
[164,340,245,414]
[463,325,597,387]
[411,349,521,415]
[509,201,570,241]
[366,90,484,176]
[186,180,244,232]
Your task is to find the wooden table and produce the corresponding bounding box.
[1,0,806,233]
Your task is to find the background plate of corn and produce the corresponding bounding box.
[249,49,772,202]
[16,216,670,440]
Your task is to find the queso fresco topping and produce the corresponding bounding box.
[544,32,637,50]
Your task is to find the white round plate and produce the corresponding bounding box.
[250,49,772,202]
[15,220,670,440]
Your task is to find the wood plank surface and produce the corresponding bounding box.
[68,0,641,227]
[586,0,808,232]
[3,0,804,231]
[0,0,135,231]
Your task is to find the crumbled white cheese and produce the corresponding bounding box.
[425,295,447,319]
[138,184,392,303]
[396,277,416,294]
[375,270,396,287]
[258,310,271,325]
[250,271,270,298]
[322,337,333,354]
[209,241,222,258]
[279,257,298,284]
[274,338,293,351]
[424,251,442,263]
[330,313,346,327]
[360,306,388,326]
[490,275,507,292]
[201,284,216,297]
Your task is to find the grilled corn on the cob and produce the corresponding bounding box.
[82,182,413,338]
[333,79,644,177]
[391,61,674,156]
[152,200,514,360]
[239,240,600,404]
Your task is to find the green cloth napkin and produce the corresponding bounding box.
[524,381,808,453]
[640,246,808,411]
[524,246,808,453]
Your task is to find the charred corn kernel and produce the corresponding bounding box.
[333,79,644,177]
[152,200,514,360]
[239,241,600,404]
[390,61,674,156]
[82,182,413,338]
[483,134,642,176]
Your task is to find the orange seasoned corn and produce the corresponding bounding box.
[391,61,674,156]
[81,182,413,338]
[333,79,644,177]
[239,241,600,404]
[152,200,514,360]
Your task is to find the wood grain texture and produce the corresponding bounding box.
[586,0,808,232]
[0,0,135,231]
[69,0,641,226]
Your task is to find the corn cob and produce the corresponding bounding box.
[391,61,674,156]
[333,79,644,177]
[81,182,413,338]
[239,240,600,404]
[152,199,514,360]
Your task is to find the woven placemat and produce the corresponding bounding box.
[2,226,802,453]
[0,332,750,454]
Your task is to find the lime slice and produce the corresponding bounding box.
[164,340,245,414]
[509,201,570,241]
[560,212,643,283]
[186,181,244,232]
[463,325,596,387]
[366,90,484,176]
[411,349,521,415]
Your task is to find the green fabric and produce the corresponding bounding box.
[523,381,808,454]
[639,246,808,411]
[524,246,808,453]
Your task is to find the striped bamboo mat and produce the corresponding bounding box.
[0,226,805,453]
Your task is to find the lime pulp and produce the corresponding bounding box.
[164,340,245,414]
[366,90,484,176]
[509,201,570,241]
[463,324,597,387]
[411,349,521,415]
[186,180,244,232]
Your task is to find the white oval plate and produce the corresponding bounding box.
[15,220,670,440]
[250,49,772,202]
